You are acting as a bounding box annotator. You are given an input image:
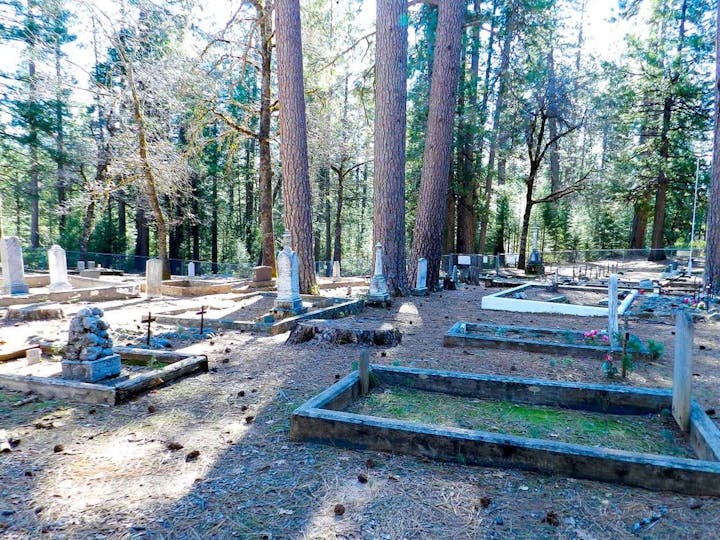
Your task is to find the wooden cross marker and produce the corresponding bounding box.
[196,305,207,335]
[141,312,156,345]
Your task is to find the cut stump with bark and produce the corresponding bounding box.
[286,319,401,346]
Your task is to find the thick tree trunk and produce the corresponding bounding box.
[648,97,672,262]
[456,0,484,254]
[547,49,561,195]
[518,176,535,270]
[80,200,95,263]
[134,205,149,267]
[323,168,331,261]
[444,189,456,254]
[258,1,276,275]
[275,0,317,293]
[244,140,255,259]
[410,0,465,289]
[29,56,40,248]
[707,3,720,294]
[629,199,649,249]
[211,172,218,273]
[117,195,127,252]
[373,0,410,294]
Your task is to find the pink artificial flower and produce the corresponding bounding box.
[602,334,610,342]
[605,354,613,362]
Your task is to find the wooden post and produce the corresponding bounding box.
[359,349,370,395]
[196,305,207,335]
[672,312,694,432]
[608,274,619,347]
[141,312,156,345]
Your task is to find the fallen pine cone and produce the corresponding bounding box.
[185,450,200,462]
[334,503,346,516]
[542,511,560,526]
[53,444,64,453]
[479,496,492,509]
[245,415,255,424]
[167,442,184,451]
[357,473,368,484]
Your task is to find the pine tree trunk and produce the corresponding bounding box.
[629,200,649,249]
[373,0,410,295]
[410,0,465,289]
[275,0,317,293]
[258,1,276,275]
[211,172,218,273]
[191,171,200,261]
[332,168,344,263]
[648,97,672,262]
[707,3,720,294]
[29,49,40,248]
[55,36,67,238]
[456,0,483,254]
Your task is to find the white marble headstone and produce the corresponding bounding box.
[188,261,196,277]
[416,257,428,291]
[368,243,390,302]
[274,232,302,312]
[0,236,29,295]
[146,258,163,298]
[608,274,619,346]
[88,261,96,269]
[332,261,341,279]
[77,261,86,271]
[48,244,72,292]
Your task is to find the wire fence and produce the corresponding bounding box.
[18,247,704,279]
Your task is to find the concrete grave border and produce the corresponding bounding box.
[481,283,638,317]
[0,347,207,405]
[290,365,720,495]
[154,292,364,335]
[160,279,239,297]
[444,322,623,359]
[0,275,140,307]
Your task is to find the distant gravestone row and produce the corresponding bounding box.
[0,238,76,295]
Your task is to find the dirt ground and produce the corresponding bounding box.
[1,282,720,540]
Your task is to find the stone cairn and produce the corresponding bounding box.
[62,307,121,382]
[66,307,114,360]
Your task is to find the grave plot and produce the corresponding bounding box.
[0,274,140,307]
[291,364,720,495]
[481,283,637,317]
[154,291,364,335]
[159,278,239,297]
[0,347,207,405]
[444,322,622,359]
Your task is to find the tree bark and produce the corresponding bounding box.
[27,1,40,248]
[629,199,649,249]
[456,0,484,254]
[410,0,465,289]
[257,0,276,275]
[275,0,317,293]
[373,0,410,295]
[55,34,67,238]
[707,0,720,293]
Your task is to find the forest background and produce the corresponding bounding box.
[0,0,716,293]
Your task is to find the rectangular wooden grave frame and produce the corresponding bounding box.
[0,347,208,405]
[291,365,720,495]
[154,292,364,335]
[481,283,638,317]
[444,322,623,359]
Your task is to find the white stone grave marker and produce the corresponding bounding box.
[367,243,390,304]
[188,261,196,277]
[146,258,163,298]
[274,232,303,313]
[608,274,619,346]
[0,236,29,295]
[48,244,72,292]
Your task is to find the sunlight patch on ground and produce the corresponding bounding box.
[398,302,419,315]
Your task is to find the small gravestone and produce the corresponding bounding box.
[77,261,86,271]
[48,245,72,292]
[367,243,390,305]
[61,307,121,382]
[672,312,694,432]
[26,347,41,366]
[249,265,273,288]
[0,236,29,295]
[188,262,196,277]
[413,257,428,296]
[608,274,619,347]
[146,258,163,298]
[88,261,96,269]
[332,261,341,280]
[273,232,305,315]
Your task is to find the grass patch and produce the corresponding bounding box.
[345,385,693,458]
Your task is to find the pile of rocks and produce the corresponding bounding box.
[66,307,114,361]
[62,307,121,382]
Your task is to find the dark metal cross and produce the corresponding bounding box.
[141,312,156,345]
[196,305,207,335]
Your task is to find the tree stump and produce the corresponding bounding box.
[286,319,401,346]
[6,303,64,321]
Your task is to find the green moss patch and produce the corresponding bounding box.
[345,385,693,458]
